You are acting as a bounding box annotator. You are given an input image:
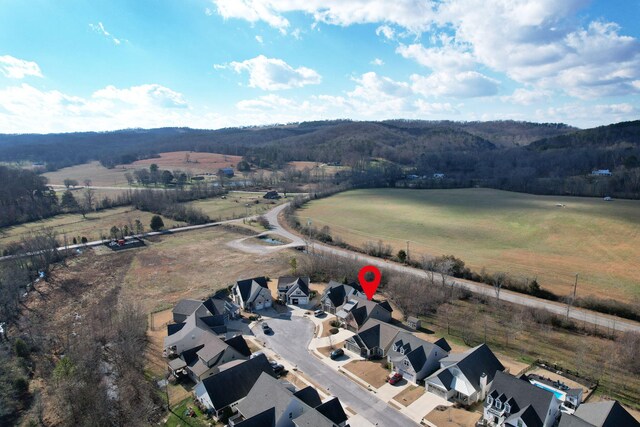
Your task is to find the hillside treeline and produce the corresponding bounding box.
[1,119,640,198]
[0,166,59,227]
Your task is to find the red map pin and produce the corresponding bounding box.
[358,265,381,300]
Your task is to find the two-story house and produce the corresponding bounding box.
[336,295,392,332]
[232,277,273,312]
[387,332,450,384]
[320,281,364,314]
[277,276,310,305]
[483,371,560,427]
[425,343,505,404]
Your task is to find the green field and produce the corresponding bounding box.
[299,188,640,301]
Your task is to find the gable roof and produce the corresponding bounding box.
[234,407,276,427]
[278,276,310,296]
[436,343,504,392]
[354,318,400,350]
[224,335,252,357]
[487,371,556,427]
[322,280,363,307]
[236,277,269,302]
[198,354,274,410]
[316,398,348,425]
[293,386,322,408]
[388,331,447,371]
[570,401,640,427]
[173,298,204,316]
[506,404,541,427]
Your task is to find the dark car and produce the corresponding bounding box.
[388,372,403,385]
[270,361,285,376]
[261,322,272,334]
[330,348,344,360]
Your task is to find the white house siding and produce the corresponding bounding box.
[195,382,214,411]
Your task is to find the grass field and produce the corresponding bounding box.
[0,207,182,245]
[187,191,285,221]
[43,161,134,186]
[128,151,242,174]
[299,188,640,301]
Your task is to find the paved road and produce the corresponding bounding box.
[265,204,640,334]
[253,313,417,427]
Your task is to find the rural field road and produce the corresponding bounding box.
[253,314,418,427]
[265,203,640,334]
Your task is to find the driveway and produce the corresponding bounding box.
[252,314,418,427]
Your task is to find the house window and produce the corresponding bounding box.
[289,412,293,419]
[403,360,410,368]
[487,397,493,406]
[495,400,502,410]
[517,420,523,427]
[504,403,511,413]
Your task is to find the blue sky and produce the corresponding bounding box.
[0,0,639,133]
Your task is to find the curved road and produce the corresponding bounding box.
[253,313,418,427]
[264,203,640,334]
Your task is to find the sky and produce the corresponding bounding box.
[0,0,639,133]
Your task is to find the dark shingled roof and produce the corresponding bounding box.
[487,371,556,427]
[167,322,185,336]
[202,297,226,316]
[445,343,504,391]
[316,397,348,425]
[236,277,269,302]
[434,337,451,353]
[277,276,310,295]
[293,386,322,408]
[173,299,203,316]
[199,354,274,410]
[235,407,276,427]
[570,401,640,427]
[506,405,541,427]
[224,335,252,357]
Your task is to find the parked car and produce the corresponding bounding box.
[250,351,265,359]
[330,348,344,360]
[261,322,272,333]
[388,372,403,385]
[314,309,325,317]
[270,361,285,375]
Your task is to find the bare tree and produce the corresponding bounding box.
[493,272,507,302]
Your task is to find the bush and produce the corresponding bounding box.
[330,320,341,328]
[150,215,164,231]
[13,339,29,359]
[257,215,270,229]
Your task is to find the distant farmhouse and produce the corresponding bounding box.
[263,190,281,200]
[591,169,612,176]
[218,167,234,178]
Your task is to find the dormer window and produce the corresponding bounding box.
[495,400,502,410]
[487,397,493,406]
[504,403,511,413]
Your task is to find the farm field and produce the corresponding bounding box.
[187,191,285,221]
[43,161,134,186]
[299,188,640,301]
[0,206,182,245]
[127,150,242,174]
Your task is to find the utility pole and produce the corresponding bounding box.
[566,273,579,320]
[406,240,410,263]
[307,219,312,254]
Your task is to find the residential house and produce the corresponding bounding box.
[263,190,281,199]
[433,173,445,179]
[320,281,364,314]
[425,343,504,404]
[336,295,392,332]
[483,371,561,427]
[387,332,450,384]
[558,400,639,427]
[218,167,235,178]
[591,169,612,176]
[229,372,348,427]
[344,318,400,359]
[277,276,310,305]
[163,310,226,357]
[172,293,240,324]
[194,354,276,419]
[233,277,273,311]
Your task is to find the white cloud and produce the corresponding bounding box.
[414,99,459,115]
[219,55,321,90]
[255,35,264,43]
[537,102,637,127]
[0,55,43,79]
[89,22,125,45]
[349,72,411,101]
[411,71,500,98]
[396,43,475,71]
[376,25,395,40]
[371,58,384,66]
[0,83,195,133]
[502,88,551,105]
[211,0,436,33]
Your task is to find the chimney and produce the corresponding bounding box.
[480,373,488,400]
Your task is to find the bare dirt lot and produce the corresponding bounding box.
[343,360,390,388]
[393,385,424,407]
[425,406,481,427]
[127,151,242,174]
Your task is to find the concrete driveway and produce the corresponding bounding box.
[251,313,418,427]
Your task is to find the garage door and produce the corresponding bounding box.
[399,369,415,383]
